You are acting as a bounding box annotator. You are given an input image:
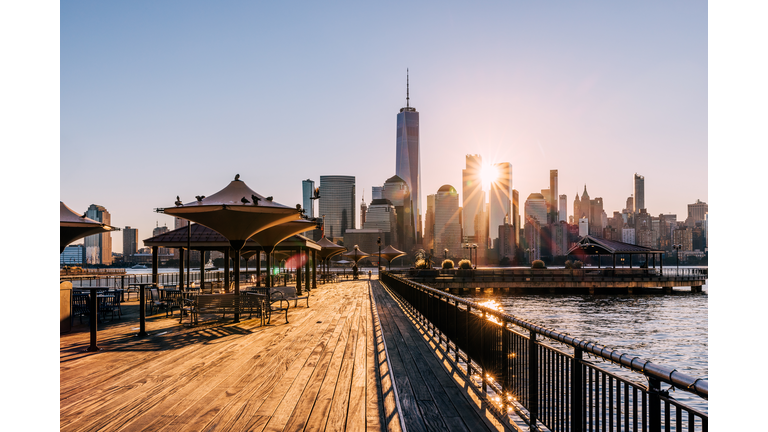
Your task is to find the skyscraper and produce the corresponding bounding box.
[123,226,138,260]
[363,199,398,247]
[549,169,559,224]
[423,194,436,252]
[634,173,645,212]
[462,154,484,239]
[84,204,113,265]
[524,193,547,224]
[318,175,355,241]
[489,162,512,244]
[433,185,461,258]
[395,70,422,243]
[559,194,567,222]
[382,174,415,252]
[511,189,520,246]
[302,179,315,219]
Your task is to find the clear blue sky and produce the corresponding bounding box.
[60,1,707,251]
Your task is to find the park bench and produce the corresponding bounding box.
[270,286,309,309]
[181,293,266,325]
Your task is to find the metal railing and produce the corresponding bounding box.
[380,271,708,432]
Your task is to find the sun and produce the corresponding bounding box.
[480,163,499,191]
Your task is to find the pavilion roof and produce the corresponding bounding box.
[566,235,664,255]
[143,223,320,251]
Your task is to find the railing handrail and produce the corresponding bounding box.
[382,271,708,399]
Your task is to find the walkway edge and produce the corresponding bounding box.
[369,281,408,432]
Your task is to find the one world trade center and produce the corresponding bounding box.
[395,70,422,244]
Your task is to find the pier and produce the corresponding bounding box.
[61,276,708,431]
[391,267,707,295]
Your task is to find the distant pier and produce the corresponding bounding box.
[389,267,707,295]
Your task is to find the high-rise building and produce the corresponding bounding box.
[152,224,170,256]
[123,226,138,261]
[382,175,415,252]
[589,197,604,237]
[360,197,367,228]
[573,192,581,222]
[372,186,384,200]
[318,175,356,241]
[84,204,112,265]
[395,70,422,242]
[549,169,558,224]
[497,222,515,263]
[524,193,547,225]
[687,199,708,224]
[433,185,461,259]
[462,154,484,239]
[558,194,567,222]
[580,186,591,222]
[511,189,520,246]
[363,199,398,247]
[540,189,551,219]
[61,244,86,266]
[423,194,436,252]
[634,173,645,212]
[489,162,512,244]
[302,179,315,219]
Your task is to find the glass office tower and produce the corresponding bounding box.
[395,71,422,243]
[302,179,315,219]
[318,175,355,241]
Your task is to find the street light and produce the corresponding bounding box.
[377,236,381,273]
[444,248,449,262]
[472,244,477,269]
[672,244,682,276]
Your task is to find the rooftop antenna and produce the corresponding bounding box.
[406,68,410,108]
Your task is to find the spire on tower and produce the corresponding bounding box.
[406,68,410,108]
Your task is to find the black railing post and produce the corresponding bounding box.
[529,330,538,429]
[466,305,472,376]
[481,310,487,394]
[648,377,662,432]
[571,348,583,432]
[454,299,460,363]
[502,319,509,412]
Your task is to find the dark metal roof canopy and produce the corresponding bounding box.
[143,222,320,252]
[566,235,664,256]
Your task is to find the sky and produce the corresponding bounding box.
[59,1,708,252]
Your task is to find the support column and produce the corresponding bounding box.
[152,246,159,285]
[224,248,230,292]
[199,250,205,289]
[256,251,262,287]
[179,248,185,290]
[304,248,310,292]
[266,252,272,288]
[233,251,240,323]
[311,250,317,289]
[296,249,303,295]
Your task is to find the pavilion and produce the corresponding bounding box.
[566,235,666,269]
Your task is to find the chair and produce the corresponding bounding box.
[148,288,169,316]
[99,293,119,322]
[72,293,89,324]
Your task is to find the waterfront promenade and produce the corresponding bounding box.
[60,279,511,431]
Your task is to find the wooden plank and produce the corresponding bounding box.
[325,294,362,431]
[369,284,402,432]
[365,281,386,431]
[281,291,362,432]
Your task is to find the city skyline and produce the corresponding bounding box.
[60,2,707,252]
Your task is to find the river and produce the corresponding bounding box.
[457,268,708,413]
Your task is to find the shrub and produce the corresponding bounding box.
[442,259,454,269]
[564,260,573,269]
[573,260,583,269]
[458,259,472,269]
[531,260,546,269]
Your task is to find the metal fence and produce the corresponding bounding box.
[380,271,708,432]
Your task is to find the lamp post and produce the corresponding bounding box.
[525,248,531,265]
[472,244,477,269]
[673,244,682,276]
[377,237,381,274]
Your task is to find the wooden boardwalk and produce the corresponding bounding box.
[61,279,515,431]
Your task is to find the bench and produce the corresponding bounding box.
[245,290,289,324]
[270,286,309,309]
[181,293,266,325]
